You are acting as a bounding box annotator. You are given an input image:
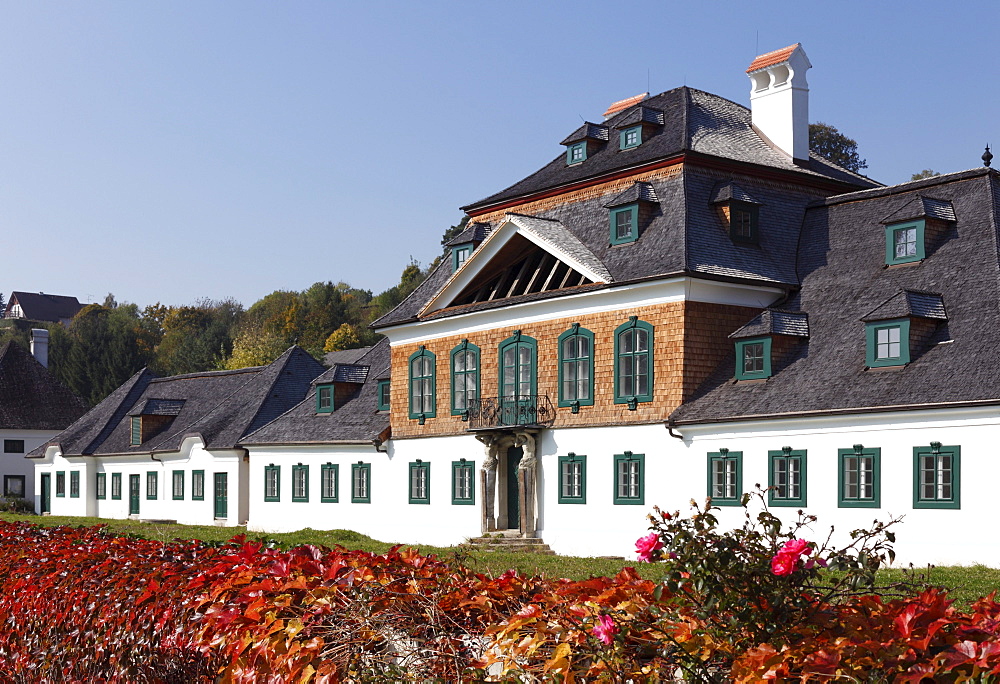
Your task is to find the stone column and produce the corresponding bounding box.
[515,431,537,538]
[476,434,500,535]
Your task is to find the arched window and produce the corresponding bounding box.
[408,347,436,420]
[614,317,654,405]
[558,324,594,409]
[498,332,537,425]
[450,340,480,415]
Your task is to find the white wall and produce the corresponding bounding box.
[1,429,55,501]
[33,437,246,526]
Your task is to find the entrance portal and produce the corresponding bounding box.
[505,446,523,529]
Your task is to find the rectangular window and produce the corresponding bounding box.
[707,450,742,506]
[3,439,24,453]
[768,449,807,506]
[885,220,926,265]
[191,470,204,501]
[613,452,644,505]
[567,142,586,164]
[730,203,759,244]
[111,472,122,500]
[620,126,641,150]
[264,464,280,502]
[614,319,653,403]
[913,443,960,509]
[377,380,390,411]
[3,475,25,498]
[316,384,334,413]
[839,446,880,508]
[172,470,184,500]
[146,471,158,500]
[735,337,772,380]
[451,343,480,415]
[866,319,910,368]
[352,462,371,503]
[321,463,338,503]
[559,327,594,408]
[69,471,80,498]
[452,245,473,272]
[409,461,430,504]
[408,349,436,419]
[451,460,474,505]
[96,473,107,500]
[131,416,142,445]
[558,453,586,504]
[609,204,638,245]
[56,471,65,497]
[292,464,309,502]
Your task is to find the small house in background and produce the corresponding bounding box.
[5,292,83,327]
[0,331,86,502]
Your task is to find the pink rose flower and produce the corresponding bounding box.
[781,538,810,557]
[635,533,664,562]
[592,614,618,645]
[771,552,797,576]
[771,538,814,576]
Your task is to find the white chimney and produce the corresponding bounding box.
[30,329,49,368]
[746,43,811,162]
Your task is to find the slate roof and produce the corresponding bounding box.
[710,181,760,205]
[0,342,87,431]
[31,346,325,456]
[879,195,958,224]
[5,292,83,323]
[323,346,372,367]
[604,182,658,207]
[560,122,610,145]
[504,214,614,283]
[331,364,369,383]
[673,169,1000,423]
[730,310,809,339]
[444,222,492,247]
[243,339,391,445]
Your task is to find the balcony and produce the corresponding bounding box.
[466,395,554,430]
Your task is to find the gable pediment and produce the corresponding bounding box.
[421,214,612,314]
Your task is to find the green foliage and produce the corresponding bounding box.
[810,121,868,172]
[153,298,243,376]
[323,322,362,352]
[911,168,941,181]
[223,322,288,370]
[439,215,470,248]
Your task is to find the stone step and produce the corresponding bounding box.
[463,536,556,555]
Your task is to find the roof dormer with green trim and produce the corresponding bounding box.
[604,182,659,246]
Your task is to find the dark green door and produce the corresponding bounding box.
[214,472,228,519]
[500,338,536,425]
[506,446,523,529]
[40,474,50,514]
[129,474,140,515]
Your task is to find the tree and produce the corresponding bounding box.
[439,215,470,249]
[223,322,288,370]
[910,169,940,181]
[809,122,867,172]
[323,323,362,353]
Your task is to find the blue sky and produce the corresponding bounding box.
[3,1,997,309]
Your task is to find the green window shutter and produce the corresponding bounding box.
[377,380,390,411]
[96,473,107,500]
[613,318,654,405]
[558,453,587,504]
[111,472,122,500]
[451,459,475,505]
[450,341,481,416]
[408,461,430,504]
[69,471,80,498]
[408,347,437,421]
[264,464,280,502]
[292,464,309,502]
[620,126,642,150]
[768,448,807,507]
[172,470,185,500]
[131,417,142,445]
[316,384,335,413]
[146,471,158,500]
[706,450,743,506]
[191,470,204,501]
[838,445,881,508]
[613,452,644,505]
[558,325,595,409]
[885,220,926,265]
[865,319,910,367]
[352,463,371,503]
[609,203,639,245]
[913,443,960,509]
[735,337,772,380]
[321,463,338,503]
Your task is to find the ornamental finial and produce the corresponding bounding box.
[983,144,993,168]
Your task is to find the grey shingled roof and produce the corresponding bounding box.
[505,213,614,283]
[0,342,87,431]
[331,364,369,383]
[879,195,957,224]
[130,399,185,416]
[560,122,609,145]
[323,346,372,367]
[5,292,83,323]
[673,169,1000,424]
[861,290,947,322]
[32,346,325,456]
[444,222,491,247]
[710,181,761,205]
[730,310,809,339]
[603,182,658,207]
[613,106,664,127]
[242,339,391,445]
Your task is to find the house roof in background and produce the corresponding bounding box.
[5,292,83,323]
[0,341,87,430]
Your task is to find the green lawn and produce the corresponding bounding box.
[1,513,997,609]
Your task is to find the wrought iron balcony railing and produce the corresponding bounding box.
[466,395,554,430]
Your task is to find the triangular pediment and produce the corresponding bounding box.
[421,214,612,315]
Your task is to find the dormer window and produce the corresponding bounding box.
[620,126,642,150]
[130,417,142,446]
[735,338,771,380]
[885,220,924,265]
[862,290,946,369]
[377,380,390,411]
[316,383,335,413]
[451,243,473,272]
[605,182,658,247]
[865,319,909,367]
[730,202,759,244]
[566,142,586,165]
[610,204,637,245]
[730,310,809,381]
